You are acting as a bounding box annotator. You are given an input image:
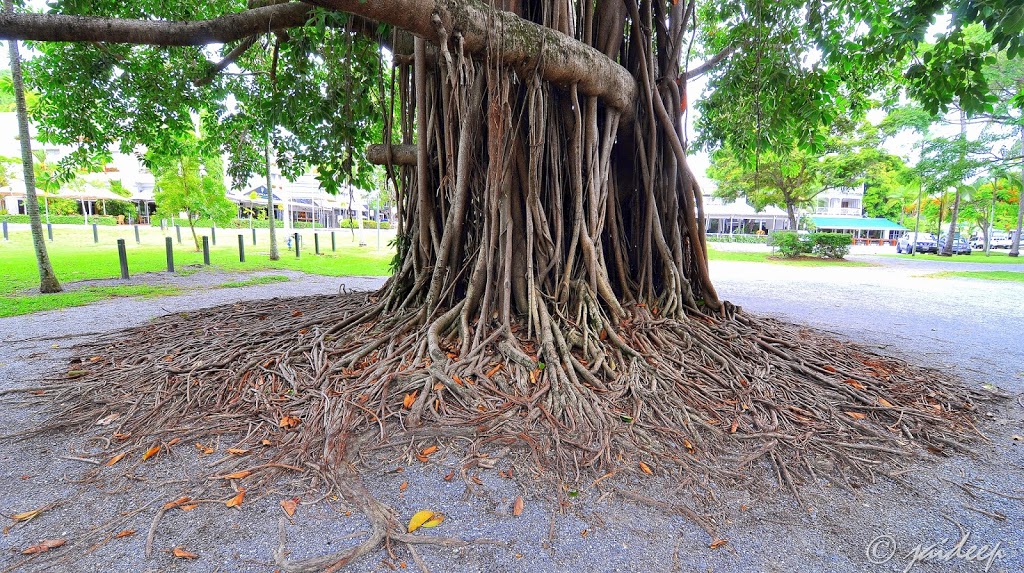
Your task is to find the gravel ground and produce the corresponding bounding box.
[0,259,1021,573]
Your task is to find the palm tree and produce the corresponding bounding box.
[5,0,61,293]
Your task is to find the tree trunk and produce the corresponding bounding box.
[187,210,200,251]
[941,111,968,257]
[6,0,61,294]
[784,196,799,230]
[1011,129,1024,257]
[265,132,279,261]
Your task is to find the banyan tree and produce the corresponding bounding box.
[0,1,986,569]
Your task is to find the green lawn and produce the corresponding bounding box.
[928,270,1024,283]
[0,224,394,316]
[0,285,181,317]
[707,248,874,267]
[219,274,291,288]
[882,251,1024,264]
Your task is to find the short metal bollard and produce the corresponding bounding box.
[202,236,211,265]
[331,231,336,252]
[211,225,217,246]
[175,224,182,245]
[165,237,175,272]
[314,233,320,255]
[294,232,300,258]
[134,224,140,244]
[238,234,245,262]
[117,239,130,280]
[92,223,99,243]
[47,223,53,242]
[2,220,7,241]
[252,227,257,246]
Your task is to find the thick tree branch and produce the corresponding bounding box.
[194,35,259,87]
[308,0,636,113]
[685,44,739,79]
[0,2,312,46]
[367,144,418,166]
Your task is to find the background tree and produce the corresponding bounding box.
[4,0,60,293]
[150,132,234,251]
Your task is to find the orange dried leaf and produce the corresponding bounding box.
[730,419,740,434]
[142,445,160,461]
[421,445,438,456]
[225,488,246,508]
[844,379,866,390]
[485,363,503,378]
[195,443,214,455]
[172,547,198,559]
[432,383,445,391]
[512,496,524,517]
[845,411,867,420]
[227,448,249,455]
[639,461,653,475]
[878,398,894,408]
[415,454,429,463]
[21,539,65,555]
[220,470,252,480]
[163,496,191,510]
[452,375,463,386]
[443,470,455,482]
[113,432,131,441]
[179,504,199,512]
[114,530,136,539]
[403,391,418,409]
[167,438,181,447]
[290,310,304,317]
[399,481,409,492]
[106,452,127,466]
[279,415,301,429]
[280,498,298,517]
[709,538,728,549]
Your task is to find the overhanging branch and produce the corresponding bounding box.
[686,44,739,80]
[0,2,312,46]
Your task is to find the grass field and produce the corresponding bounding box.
[928,270,1024,283]
[706,248,874,267]
[0,224,395,316]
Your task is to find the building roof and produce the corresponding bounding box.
[812,216,905,231]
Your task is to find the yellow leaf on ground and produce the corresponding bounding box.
[225,489,246,508]
[105,452,127,466]
[512,496,524,517]
[407,510,436,533]
[639,461,653,475]
[280,498,298,517]
[11,507,46,523]
[422,513,444,528]
[172,547,198,559]
[142,445,160,460]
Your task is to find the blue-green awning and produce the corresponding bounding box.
[811,216,906,231]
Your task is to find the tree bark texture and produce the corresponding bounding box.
[5,0,61,293]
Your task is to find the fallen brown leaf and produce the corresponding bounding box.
[512,496,524,517]
[639,461,653,475]
[845,411,867,420]
[403,391,417,409]
[399,481,409,492]
[279,415,301,429]
[114,530,136,539]
[280,498,298,517]
[420,445,438,456]
[225,488,246,508]
[11,507,47,523]
[227,448,249,455]
[142,445,160,461]
[105,452,127,466]
[709,538,728,549]
[172,547,198,559]
[21,538,65,555]
[219,470,252,480]
[162,496,191,510]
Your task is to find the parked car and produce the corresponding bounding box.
[937,235,972,255]
[971,231,1012,249]
[896,232,937,254]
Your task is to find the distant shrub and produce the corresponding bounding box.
[339,219,392,230]
[705,233,769,244]
[809,232,852,259]
[769,231,810,258]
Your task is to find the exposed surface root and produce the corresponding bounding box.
[19,292,984,567]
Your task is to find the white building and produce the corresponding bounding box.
[809,185,905,244]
